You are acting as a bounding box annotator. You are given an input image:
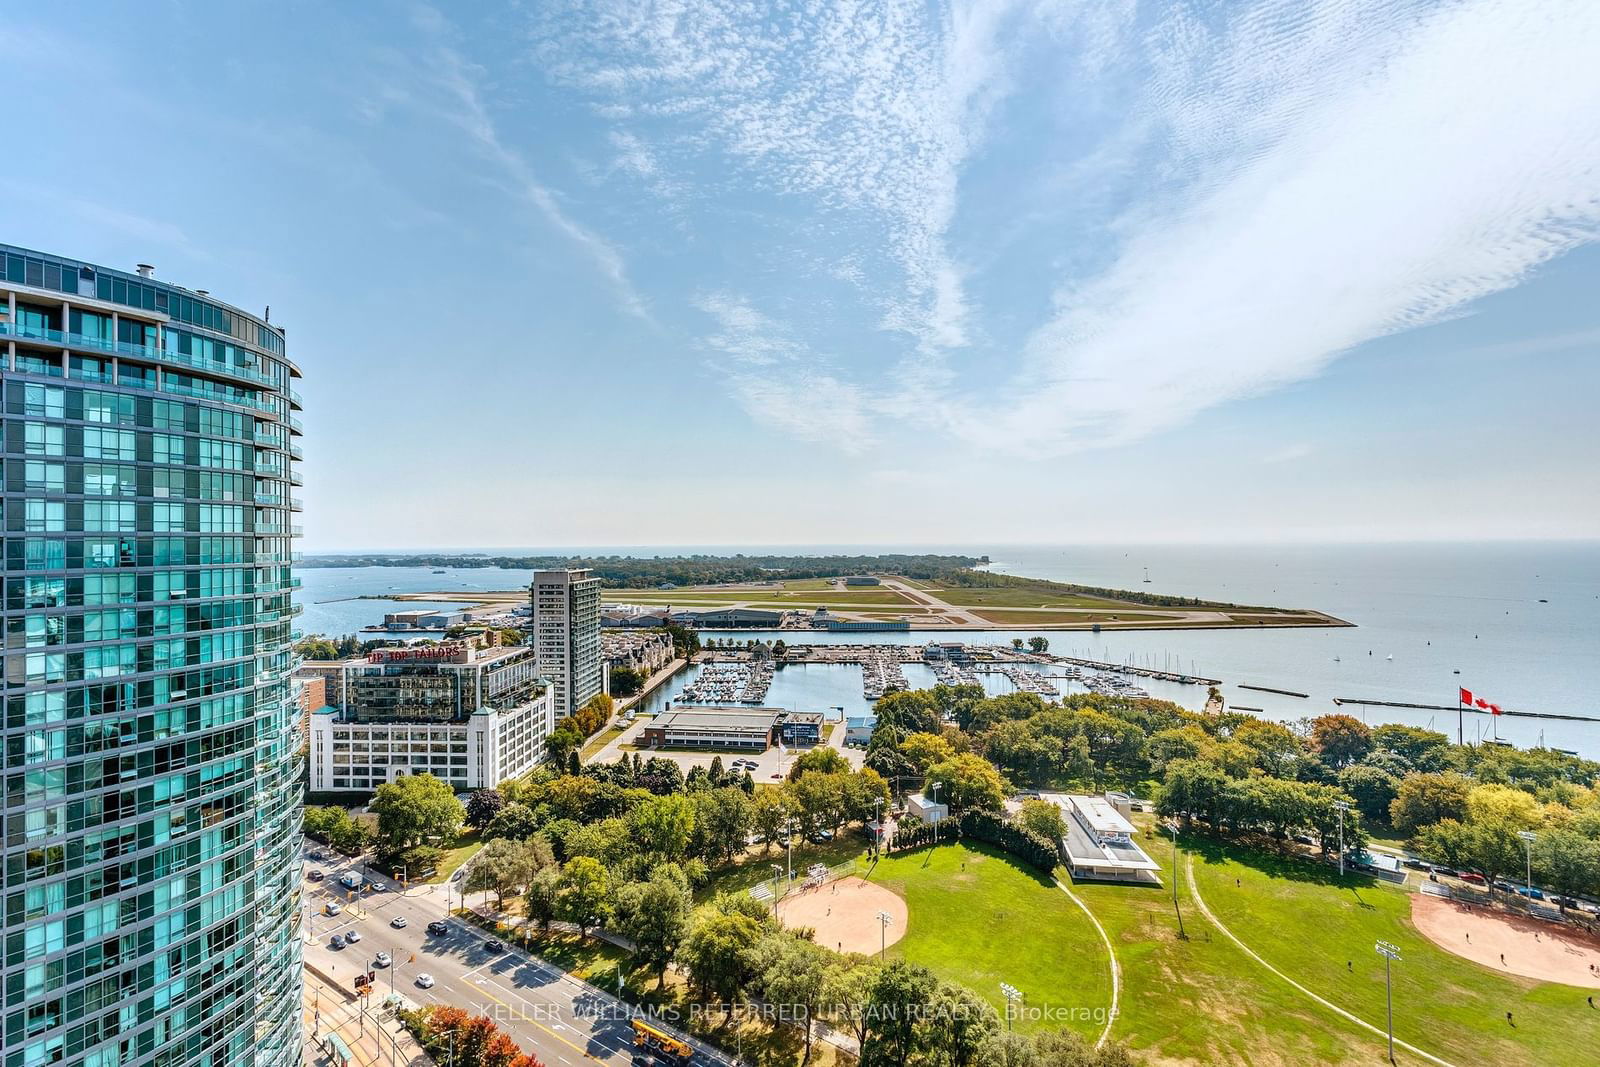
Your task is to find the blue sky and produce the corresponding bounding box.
[7,0,1600,550]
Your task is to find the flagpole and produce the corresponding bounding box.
[1457,694,1463,748]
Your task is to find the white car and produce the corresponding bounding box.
[374,952,392,967]
[344,930,361,944]
[390,916,408,929]
[324,902,342,916]
[414,973,435,989]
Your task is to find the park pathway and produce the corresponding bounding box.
[1185,856,1458,1067]
[1052,880,1121,1049]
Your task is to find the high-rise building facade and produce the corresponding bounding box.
[530,568,601,719]
[0,244,303,1067]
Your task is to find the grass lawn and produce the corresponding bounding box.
[971,609,1182,625]
[937,587,1127,609]
[425,828,484,884]
[865,842,1113,1038]
[1186,836,1600,1067]
[581,723,627,759]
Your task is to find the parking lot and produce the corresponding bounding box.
[587,714,863,778]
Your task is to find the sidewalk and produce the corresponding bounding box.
[302,963,432,1067]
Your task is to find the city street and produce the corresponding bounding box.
[300,851,739,1066]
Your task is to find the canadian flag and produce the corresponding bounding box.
[1475,698,1490,709]
[1459,687,1473,705]
[1489,703,1503,716]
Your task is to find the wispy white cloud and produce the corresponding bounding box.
[411,4,651,321]
[952,0,1600,453]
[697,291,875,448]
[531,0,1049,354]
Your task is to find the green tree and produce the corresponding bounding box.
[925,754,1007,814]
[556,856,612,935]
[861,959,938,1067]
[614,865,694,987]
[1534,829,1600,906]
[823,958,883,1049]
[524,866,562,931]
[484,801,541,842]
[1390,771,1473,837]
[760,936,832,1063]
[787,747,851,781]
[751,787,796,853]
[370,774,464,855]
[692,787,753,864]
[681,910,762,1001]
[608,665,645,697]
[464,836,535,910]
[546,725,583,768]
[1232,719,1308,779]
[1016,797,1065,841]
[873,690,941,737]
[1157,759,1231,829]
[929,982,1001,1067]
[900,732,955,774]
[1027,636,1049,654]
[629,794,697,860]
[1338,765,1401,826]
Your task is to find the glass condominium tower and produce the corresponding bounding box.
[0,245,303,1067]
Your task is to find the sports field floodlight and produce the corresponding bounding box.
[877,911,895,959]
[1334,800,1351,877]
[1375,941,1402,1064]
[1517,830,1537,896]
[1000,982,1023,1031]
[1164,821,1186,940]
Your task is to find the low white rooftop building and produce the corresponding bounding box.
[1042,792,1162,884]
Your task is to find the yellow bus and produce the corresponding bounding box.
[630,1019,693,1064]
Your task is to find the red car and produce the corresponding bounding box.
[1458,871,1486,885]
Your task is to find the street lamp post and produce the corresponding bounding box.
[1518,831,1537,896]
[1335,801,1350,878]
[999,982,1022,1031]
[1375,940,1402,1064]
[770,863,783,916]
[876,911,895,959]
[1166,821,1186,940]
[929,782,942,842]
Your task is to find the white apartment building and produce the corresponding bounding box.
[305,643,556,792]
[307,691,554,792]
[532,567,603,718]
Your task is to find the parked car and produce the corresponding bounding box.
[307,870,325,882]
[484,939,504,953]
[426,920,449,936]
[809,829,834,843]
[1459,872,1486,885]
[309,850,328,861]
[390,916,408,929]
[344,930,361,944]
[1401,858,1430,870]
[324,902,342,916]
[374,952,392,967]
[329,935,345,949]
[1557,896,1580,909]
[1432,867,1458,878]
[414,974,435,989]
[1515,886,1545,900]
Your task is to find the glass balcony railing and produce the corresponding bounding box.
[0,321,288,392]
[288,387,303,408]
[287,416,304,435]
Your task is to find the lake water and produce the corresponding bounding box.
[294,542,1600,756]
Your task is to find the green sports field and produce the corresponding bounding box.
[865,842,1114,1037]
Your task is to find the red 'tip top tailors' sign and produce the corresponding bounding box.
[368,642,468,664]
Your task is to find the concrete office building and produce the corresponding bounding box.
[0,244,304,1067]
[531,568,601,718]
[305,643,555,791]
